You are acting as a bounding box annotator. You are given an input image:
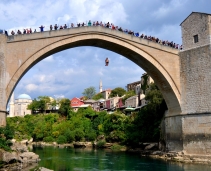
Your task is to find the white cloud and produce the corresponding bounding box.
[25,84,38,92]
[67,0,127,25]
[63,68,86,76]
[43,55,54,62]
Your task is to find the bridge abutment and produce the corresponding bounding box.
[165,114,211,155]
[164,44,211,155]
[163,12,211,155]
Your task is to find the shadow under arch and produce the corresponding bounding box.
[6,33,181,116]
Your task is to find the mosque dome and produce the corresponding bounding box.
[17,94,32,100]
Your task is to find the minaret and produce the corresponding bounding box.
[99,80,102,93]
[9,92,15,117]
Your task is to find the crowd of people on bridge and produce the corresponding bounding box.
[2,20,183,50]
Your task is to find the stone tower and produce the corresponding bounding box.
[99,80,102,93]
[9,92,14,117]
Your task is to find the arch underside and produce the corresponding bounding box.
[6,34,181,116]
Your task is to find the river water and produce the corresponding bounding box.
[32,146,211,171]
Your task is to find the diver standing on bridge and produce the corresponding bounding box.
[105,58,109,66]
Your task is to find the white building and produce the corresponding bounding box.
[125,94,146,108]
[103,96,120,110]
[9,93,32,117]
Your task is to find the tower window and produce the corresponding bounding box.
[193,35,198,43]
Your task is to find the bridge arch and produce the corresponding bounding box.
[5,27,181,116]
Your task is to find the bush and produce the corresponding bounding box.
[0,125,14,151]
[57,135,67,144]
[110,144,124,151]
[43,136,54,142]
[74,129,84,141]
[96,140,106,148]
[64,130,75,143]
[86,130,97,141]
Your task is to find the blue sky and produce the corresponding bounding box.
[1,0,210,100]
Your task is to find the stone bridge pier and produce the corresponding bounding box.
[165,44,211,155]
[164,12,211,155]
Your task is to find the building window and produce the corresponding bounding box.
[193,35,198,43]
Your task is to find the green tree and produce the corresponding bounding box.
[82,86,96,99]
[50,99,57,109]
[57,135,67,144]
[27,99,39,112]
[125,83,167,145]
[0,125,14,151]
[92,93,104,100]
[38,96,51,113]
[103,113,127,142]
[141,74,151,94]
[145,83,164,112]
[77,106,96,119]
[58,98,71,116]
[28,96,51,113]
[109,87,126,98]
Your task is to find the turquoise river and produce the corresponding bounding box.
[32,146,211,171]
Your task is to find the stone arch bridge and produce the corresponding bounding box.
[0,25,211,155]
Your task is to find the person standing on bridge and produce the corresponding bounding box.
[11,30,15,35]
[4,30,8,36]
[88,20,92,26]
[39,25,44,32]
[54,24,58,30]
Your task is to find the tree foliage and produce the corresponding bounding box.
[122,90,136,104]
[0,125,14,151]
[27,96,51,113]
[125,83,167,146]
[58,98,71,116]
[92,93,104,100]
[82,86,96,99]
[109,87,126,98]
[7,83,167,146]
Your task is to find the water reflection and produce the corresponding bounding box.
[32,146,211,171]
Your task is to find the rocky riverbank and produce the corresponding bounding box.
[2,139,211,171]
[0,141,40,171]
[126,143,211,165]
